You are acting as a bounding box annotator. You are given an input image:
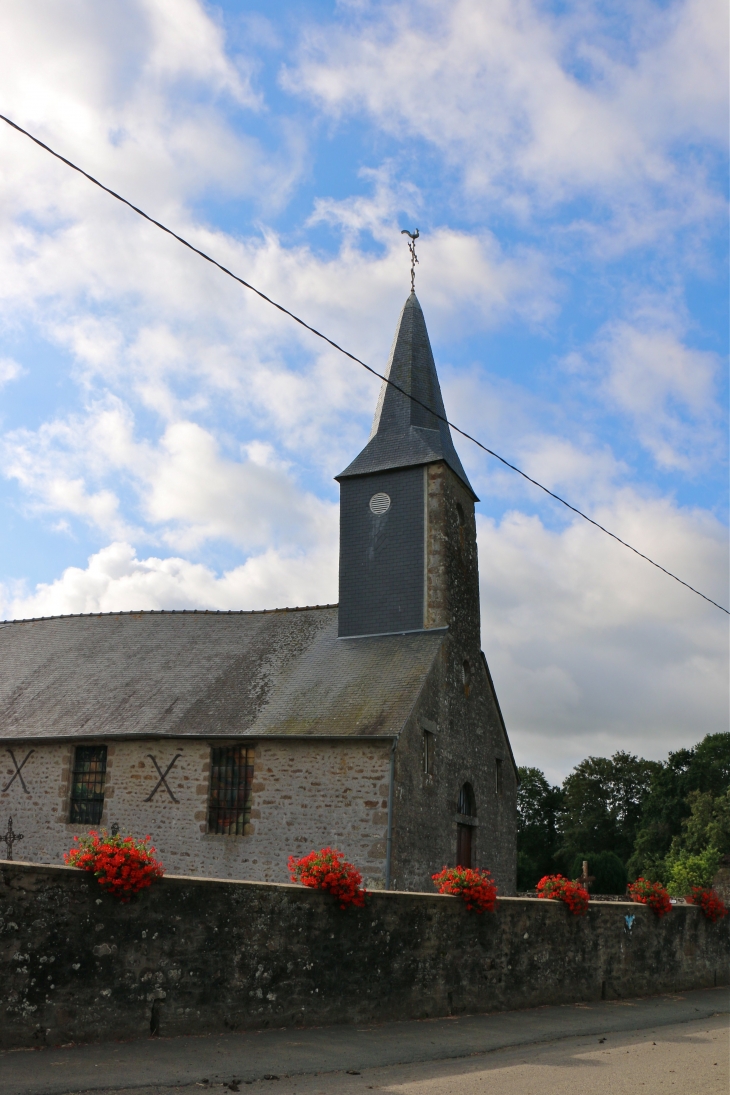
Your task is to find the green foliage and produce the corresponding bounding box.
[665,847,721,897]
[516,766,564,889]
[677,790,730,856]
[628,734,730,879]
[559,752,660,866]
[569,851,627,895]
[655,786,730,894]
[516,735,730,894]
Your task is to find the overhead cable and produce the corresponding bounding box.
[1,112,727,615]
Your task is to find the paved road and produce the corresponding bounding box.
[1,987,726,1095]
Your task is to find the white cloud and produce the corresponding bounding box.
[479,493,729,781]
[2,402,338,552]
[559,310,724,472]
[2,409,135,540]
[598,322,722,471]
[0,176,551,476]
[0,357,24,387]
[144,420,337,551]
[287,0,728,238]
[0,539,338,619]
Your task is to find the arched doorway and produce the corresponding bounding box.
[456,782,476,868]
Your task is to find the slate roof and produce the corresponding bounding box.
[337,293,477,499]
[0,607,446,742]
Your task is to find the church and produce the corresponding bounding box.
[0,293,518,893]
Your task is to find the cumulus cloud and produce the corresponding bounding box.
[2,401,338,551]
[479,493,729,781]
[0,357,24,387]
[287,0,728,239]
[558,307,725,472]
[0,539,338,620]
[598,322,722,471]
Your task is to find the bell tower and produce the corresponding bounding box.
[336,293,480,644]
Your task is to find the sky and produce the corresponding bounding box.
[0,0,727,783]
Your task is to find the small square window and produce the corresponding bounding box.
[495,758,503,796]
[208,745,255,836]
[69,745,107,824]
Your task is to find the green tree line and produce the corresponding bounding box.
[517,732,730,895]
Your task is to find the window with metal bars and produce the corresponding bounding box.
[69,745,107,824]
[207,745,255,836]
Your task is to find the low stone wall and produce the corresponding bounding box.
[2,862,727,1050]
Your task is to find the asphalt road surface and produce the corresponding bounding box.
[1,987,726,1095]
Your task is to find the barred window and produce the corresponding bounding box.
[69,745,107,824]
[208,745,255,836]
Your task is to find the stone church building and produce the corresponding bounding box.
[0,294,518,893]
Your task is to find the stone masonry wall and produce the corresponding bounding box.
[0,739,391,888]
[391,463,517,894]
[1,862,727,1050]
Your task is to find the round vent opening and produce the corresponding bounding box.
[369,492,391,515]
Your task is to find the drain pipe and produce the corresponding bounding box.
[385,736,398,890]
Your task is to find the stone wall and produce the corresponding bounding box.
[391,462,518,894]
[0,740,392,888]
[2,862,726,1051]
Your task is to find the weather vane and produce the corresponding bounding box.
[401,228,419,292]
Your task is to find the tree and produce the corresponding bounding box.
[677,789,730,856]
[516,767,564,890]
[661,788,730,895]
[628,733,730,880]
[559,752,660,866]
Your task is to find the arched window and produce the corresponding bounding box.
[457,782,476,817]
[456,782,476,869]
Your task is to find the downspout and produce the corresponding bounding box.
[385,736,398,891]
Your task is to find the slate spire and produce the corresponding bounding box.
[337,293,476,498]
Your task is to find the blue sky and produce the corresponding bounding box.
[0,0,727,779]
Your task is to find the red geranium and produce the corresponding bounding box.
[686,886,728,922]
[64,830,164,902]
[627,877,672,918]
[537,874,589,916]
[288,847,366,909]
[431,866,498,912]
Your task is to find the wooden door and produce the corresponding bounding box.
[456,823,472,868]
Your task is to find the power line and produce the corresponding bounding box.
[1,112,727,616]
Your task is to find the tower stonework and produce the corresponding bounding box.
[337,292,518,893]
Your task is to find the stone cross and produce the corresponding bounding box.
[2,816,23,861]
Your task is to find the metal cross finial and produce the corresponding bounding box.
[401,229,419,292]
[2,816,23,861]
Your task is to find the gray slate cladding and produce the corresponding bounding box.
[337,293,476,498]
[338,466,425,637]
[0,608,445,742]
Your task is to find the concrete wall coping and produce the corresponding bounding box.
[1,858,686,914]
